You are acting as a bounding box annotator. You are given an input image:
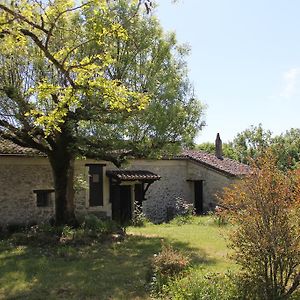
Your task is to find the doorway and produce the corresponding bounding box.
[111,185,132,224]
[194,180,203,214]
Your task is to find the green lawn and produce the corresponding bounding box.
[0,217,235,299]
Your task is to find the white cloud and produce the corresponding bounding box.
[280,67,300,98]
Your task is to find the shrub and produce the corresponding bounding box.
[162,271,240,300]
[8,217,123,246]
[174,197,194,216]
[60,225,76,243]
[150,242,190,293]
[165,197,194,223]
[219,151,300,299]
[143,196,195,224]
[212,206,228,226]
[10,223,60,246]
[132,202,148,227]
[82,214,122,236]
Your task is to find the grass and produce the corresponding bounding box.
[128,216,235,274]
[0,216,235,299]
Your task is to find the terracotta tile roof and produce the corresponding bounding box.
[106,170,161,182]
[0,138,44,156]
[178,149,251,177]
[0,139,250,177]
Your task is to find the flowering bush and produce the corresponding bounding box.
[150,241,190,294]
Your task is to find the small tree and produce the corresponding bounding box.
[219,151,300,299]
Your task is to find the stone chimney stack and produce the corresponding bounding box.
[215,133,223,159]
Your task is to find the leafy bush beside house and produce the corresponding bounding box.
[219,151,300,299]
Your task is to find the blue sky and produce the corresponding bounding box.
[156,0,300,143]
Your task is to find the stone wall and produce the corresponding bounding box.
[129,159,235,223]
[0,157,54,226]
[0,157,112,227]
[128,159,190,223]
[0,156,237,226]
[186,161,234,211]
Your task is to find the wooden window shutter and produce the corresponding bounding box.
[88,164,104,206]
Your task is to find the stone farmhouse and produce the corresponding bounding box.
[0,135,250,226]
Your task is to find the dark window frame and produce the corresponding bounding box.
[33,189,54,207]
[86,164,105,207]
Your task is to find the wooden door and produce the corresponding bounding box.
[120,185,132,224]
[194,181,203,214]
[111,184,132,224]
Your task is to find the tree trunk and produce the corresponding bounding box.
[49,149,77,226]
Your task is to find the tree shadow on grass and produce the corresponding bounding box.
[0,234,216,300]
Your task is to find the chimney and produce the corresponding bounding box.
[215,133,223,159]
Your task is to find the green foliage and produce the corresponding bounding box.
[150,242,190,294]
[197,125,300,171]
[170,214,194,226]
[219,152,300,299]
[165,197,194,223]
[56,244,78,260]
[7,216,123,247]
[73,174,88,192]
[230,124,273,164]
[60,225,76,242]
[209,209,228,226]
[196,142,238,160]
[161,271,240,300]
[0,0,204,152]
[80,0,206,157]
[82,214,121,236]
[169,198,195,225]
[272,128,300,171]
[0,0,204,224]
[0,0,147,136]
[131,202,148,227]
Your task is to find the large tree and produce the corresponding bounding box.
[0,0,204,225]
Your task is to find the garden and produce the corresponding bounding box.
[0,215,231,299]
[1,153,299,300]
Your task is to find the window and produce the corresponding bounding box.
[33,190,54,207]
[86,164,104,207]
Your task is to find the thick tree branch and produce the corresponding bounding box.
[0,4,49,34]
[20,28,75,88]
[285,272,300,297]
[0,126,50,154]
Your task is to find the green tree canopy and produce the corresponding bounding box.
[195,141,238,161]
[0,0,204,224]
[229,125,300,170]
[196,125,300,171]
